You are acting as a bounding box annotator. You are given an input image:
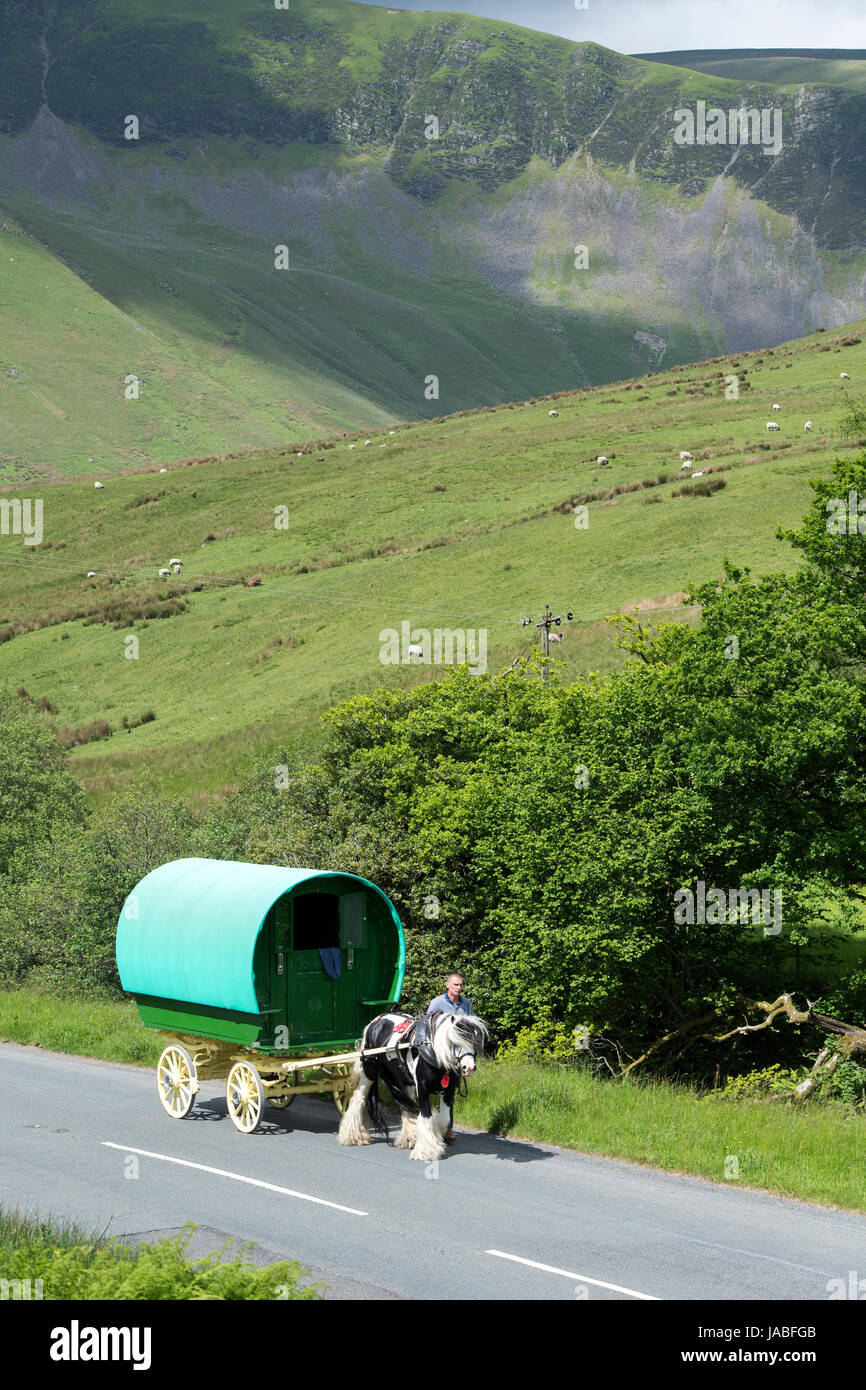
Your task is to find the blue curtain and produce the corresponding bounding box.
[319,947,341,980]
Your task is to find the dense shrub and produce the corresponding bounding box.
[0,785,197,995]
[0,689,88,879]
[0,1220,322,1300]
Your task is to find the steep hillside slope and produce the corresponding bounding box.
[0,209,394,478]
[1,2,865,475]
[1,316,862,799]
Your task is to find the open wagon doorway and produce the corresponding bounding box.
[272,883,392,1046]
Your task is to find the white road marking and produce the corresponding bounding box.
[102,1142,367,1215]
[486,1249,658,1299]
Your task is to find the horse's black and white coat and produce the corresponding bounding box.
[338,1010,488,1160]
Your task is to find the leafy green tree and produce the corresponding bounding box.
[0,784,196,995]
[0,688,88,880]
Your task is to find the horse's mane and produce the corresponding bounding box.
[430,1012,488,1071]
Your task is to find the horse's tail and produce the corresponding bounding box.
[365,1073,390,1141]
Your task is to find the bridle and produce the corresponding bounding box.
[449,1020,486,1075]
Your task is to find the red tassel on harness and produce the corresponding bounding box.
[442,1074,450,1087]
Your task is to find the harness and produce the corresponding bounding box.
[372,1013,474,1093]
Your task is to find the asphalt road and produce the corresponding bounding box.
[2,1041,864,1301]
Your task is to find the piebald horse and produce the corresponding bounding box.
[338,1011,488,1161]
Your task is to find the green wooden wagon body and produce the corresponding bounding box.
[116,857,405,1054]
[116,858,406,1132]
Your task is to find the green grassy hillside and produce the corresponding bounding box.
[1,317,862,801]
[0,210,395,480]
[641,49,866,93]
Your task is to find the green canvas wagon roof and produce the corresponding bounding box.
[116,857,404,1015]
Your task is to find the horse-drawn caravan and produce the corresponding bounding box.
[116,857,406,1134]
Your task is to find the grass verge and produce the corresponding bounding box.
[0,988,161,1065]
[460,1061,866,1211]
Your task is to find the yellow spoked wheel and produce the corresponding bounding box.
[267,1094,294,1110]
[332,1087,349,1116]
[226,1061,264,1134]
[157,1044,197,1119]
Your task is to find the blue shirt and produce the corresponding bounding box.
[427,992,473,1016]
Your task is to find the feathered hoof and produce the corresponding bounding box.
[338,1116,372,1146]
[394,1121,417,1149]
[410,1140,446,1162]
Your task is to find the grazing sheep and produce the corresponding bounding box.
[772,403,781,411]
[596,455,608,465]
[389,430,395,435]
[548,410,559,417]
[679,451,693,461]
[548,631,563,644]
[94,480,104,488]
[159,467,168,473]
[407,644,424,662]
[767,421,780,431]
[86,571,96,578]
[349,443,356,449]
[379,443,386,447]
[169,558,182,567]
[680,461,693,470]
[804,421,812,431]
[365,440,372,446]
[841,373,850,380]
[158,567,170,578]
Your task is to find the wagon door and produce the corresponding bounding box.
[285,890,340,1044]
[334,891,367,1039]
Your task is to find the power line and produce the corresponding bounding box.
[521,603,576,685]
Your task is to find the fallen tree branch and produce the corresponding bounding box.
[620,1009,729,1076]
[621,993,866,1103]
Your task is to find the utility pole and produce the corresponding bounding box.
[521,604,574,686]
